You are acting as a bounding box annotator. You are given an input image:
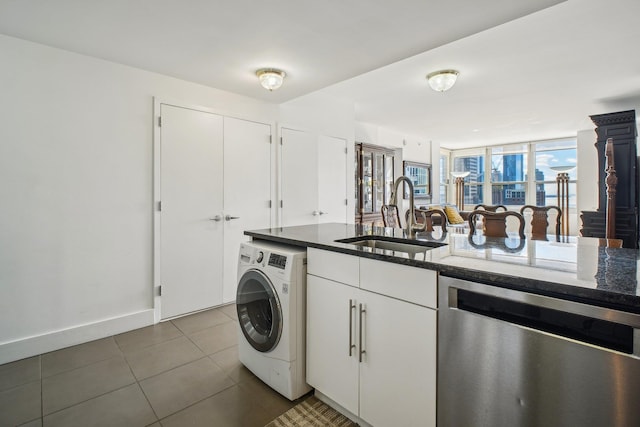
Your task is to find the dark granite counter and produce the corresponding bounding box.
[245,223,640,314]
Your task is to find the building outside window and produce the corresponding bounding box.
[534,139,577,207]
[490,144,528,206]
[450,139,577,209]
[452,151,484,206]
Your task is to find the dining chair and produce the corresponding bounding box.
[406,208,448,233]
[468,210,526,239]
[473,204,508,212]
[598,238,623,248]
[381,204,402,228]
[520,205,561,240]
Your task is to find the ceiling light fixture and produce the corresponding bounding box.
[426,69,459,92]
[256,68,286,91]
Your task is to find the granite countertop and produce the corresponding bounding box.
[245,222,640,314]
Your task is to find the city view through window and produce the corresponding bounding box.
[451,140,577,208]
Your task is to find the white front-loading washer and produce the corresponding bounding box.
[236,240,312,400]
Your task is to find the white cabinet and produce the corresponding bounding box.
[280,128,348,226]
[306,274,360,415]
[306,248,437,427]
[358,290,436,427]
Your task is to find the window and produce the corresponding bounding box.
[490,144,528,206]
[403,161,431,200]
[452,151,484,206]
[439,151,449,203]
[449,138,577,209]
[534,139,577,207]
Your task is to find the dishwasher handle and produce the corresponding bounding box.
[443,276,640,356]
[446,278,640,329]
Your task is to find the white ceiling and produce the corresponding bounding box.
[1,0,638,148]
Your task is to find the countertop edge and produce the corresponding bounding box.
[245,229,640,314]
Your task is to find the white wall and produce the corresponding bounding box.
[0,34,277,364]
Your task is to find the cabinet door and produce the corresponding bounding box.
[159,104,224,319]
[222,117,272,302]
[359,292,436,427]
[306,275,359,415]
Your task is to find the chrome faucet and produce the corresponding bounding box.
[389,176,426,238]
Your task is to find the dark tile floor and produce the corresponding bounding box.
[0,304,302,427]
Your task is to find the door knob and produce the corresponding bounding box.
[225,215,240,221]
[209,215,222,221]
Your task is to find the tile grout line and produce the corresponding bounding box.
[40,336,123,380]
[132,351,240,423]
[154,379,238,425]
[41,347,133,418]
[113,329,161,423]
[41,381,139,420]
[9,306,240,426]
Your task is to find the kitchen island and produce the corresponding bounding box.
[246,223,640,427]
[245,222,639,314]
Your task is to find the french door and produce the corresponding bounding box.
[158,104,272,319]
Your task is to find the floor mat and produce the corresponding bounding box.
[265,395,357,427]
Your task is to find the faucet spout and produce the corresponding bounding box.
[390,176,425,238]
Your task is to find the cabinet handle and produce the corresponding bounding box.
[348,299,356,356]
[209,215,222,222]
[359,303,366,363]
[224,215,240,221]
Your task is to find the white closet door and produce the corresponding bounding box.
[318,135,348,224]
[159,104,224,319]
[222,117,272,303]
[280,128,318,227]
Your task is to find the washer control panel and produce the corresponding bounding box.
[268,253,287,269]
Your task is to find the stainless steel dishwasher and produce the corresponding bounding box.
[438,276,640,427]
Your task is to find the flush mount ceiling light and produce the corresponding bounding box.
[256,68,286,91]
[426,69,459,92]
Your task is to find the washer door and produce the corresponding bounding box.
[236,269,282,352]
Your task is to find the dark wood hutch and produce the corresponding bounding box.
[355,143,395,226]
[580,110,639,248]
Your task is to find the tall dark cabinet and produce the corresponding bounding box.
[355,143,395,226]
[580,110,639,248]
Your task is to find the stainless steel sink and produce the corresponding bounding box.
[336,236,445,256]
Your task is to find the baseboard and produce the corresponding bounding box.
[0,309,155,365]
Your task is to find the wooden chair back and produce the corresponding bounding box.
[407,208,448,232]
[381,205,402,228]
[598,238,623,248]
[520,205,561,240]
[473,204,507,212]
[468,210,525,238]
